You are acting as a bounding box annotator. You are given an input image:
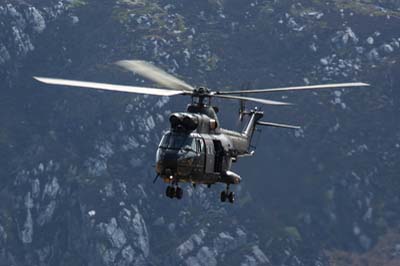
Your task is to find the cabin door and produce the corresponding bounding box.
[213,140,223,173]
[203,138,215,174]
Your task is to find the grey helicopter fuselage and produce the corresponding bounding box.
[155,103,263,186]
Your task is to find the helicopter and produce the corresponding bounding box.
[33,60,369,203]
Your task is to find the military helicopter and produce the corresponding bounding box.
[34,60,369,203]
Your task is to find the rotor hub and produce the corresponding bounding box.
[194,87,210,96]
[192,87,211,105]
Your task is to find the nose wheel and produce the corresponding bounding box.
[166,185,183,199]
[220,185,235,203]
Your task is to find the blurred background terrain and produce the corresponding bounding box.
[0,0,400,265]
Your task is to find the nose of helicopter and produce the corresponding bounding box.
[156,148,195,178]
[156,149,178,175]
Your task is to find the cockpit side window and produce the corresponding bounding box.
[184,137,196,151]
[159,132,196,151]
[159,133,171,148]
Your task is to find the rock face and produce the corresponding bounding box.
[1,0,400,266]
[0,1,67,67]
[95,209,150,266]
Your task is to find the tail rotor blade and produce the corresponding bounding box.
[239,98,245,122]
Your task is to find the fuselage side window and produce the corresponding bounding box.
[196,138,204,154]
[196,139,200,153]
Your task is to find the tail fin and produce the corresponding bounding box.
[242,109,264,147]
[239,109,300,155]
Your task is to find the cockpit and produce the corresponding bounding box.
[155,132,204,178]
[158,132,197,152]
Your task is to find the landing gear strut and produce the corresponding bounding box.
[220,185,235,203]
[166,185,183,199]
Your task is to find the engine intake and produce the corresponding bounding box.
[169,113,183,128]
[170,113,198,131]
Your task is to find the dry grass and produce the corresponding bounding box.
[326,229,400,266]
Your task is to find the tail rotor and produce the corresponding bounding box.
[236,83,251,128]
[238,98,246,122]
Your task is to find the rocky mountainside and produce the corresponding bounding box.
[1,0,400,265]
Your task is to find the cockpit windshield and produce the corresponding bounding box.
[159,133,196,151]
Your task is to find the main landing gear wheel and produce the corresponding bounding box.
[176,187,183,199]
[220,191,227,202]
[228,192,235,203]
[221,185,235,203]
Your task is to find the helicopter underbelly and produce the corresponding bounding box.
[163,172,221,184]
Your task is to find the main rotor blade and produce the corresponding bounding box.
[216,82,370,95]
[33,77,185,96]
[116,60,195,92]
[257,121,301,129]
[213,94,292,106]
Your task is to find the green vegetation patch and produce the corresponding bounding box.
[0,128,10,146]
[113,0,164,24]
[68,0,88,9]
[334,0,397,16]
[283,226,303,242]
